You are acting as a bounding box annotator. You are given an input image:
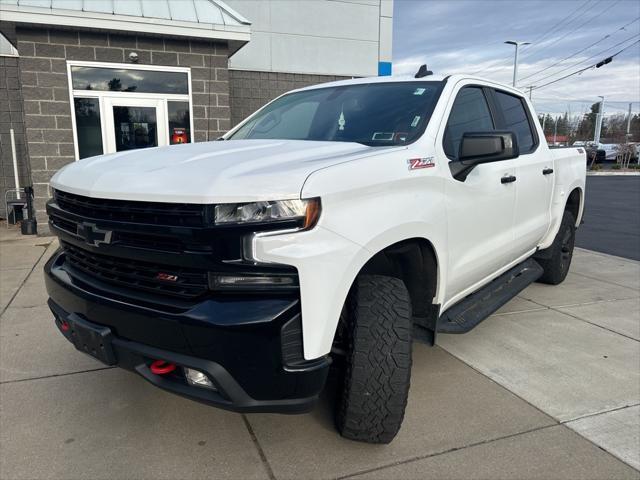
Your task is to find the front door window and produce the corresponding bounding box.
[73,97,104,158]
[168,101,191,145]
[113,106,158,151]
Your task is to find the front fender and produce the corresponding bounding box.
[254,152,449,359]
[253,226,371,360]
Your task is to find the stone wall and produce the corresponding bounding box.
[13,26,231,231]
[0,24,30,220]
[228,70,350,127]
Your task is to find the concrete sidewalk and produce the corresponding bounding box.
[1,227,638,480]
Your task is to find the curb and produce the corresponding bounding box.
[587,171,640,176]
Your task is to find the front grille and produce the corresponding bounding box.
[62,242,209,300]
[54,189,211,227]
[50,215,185,252]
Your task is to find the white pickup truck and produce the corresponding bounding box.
[45,72,585,444]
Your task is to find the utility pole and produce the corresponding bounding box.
[553,116,558,145]
[542,114,547,133]
[594,96,605,145]
[505,40,530,87]
[627,103,632,137]
[526,86,534,100]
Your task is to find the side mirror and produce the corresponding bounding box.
[450,132,519,181]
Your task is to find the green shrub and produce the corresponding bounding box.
[612,164,622,170]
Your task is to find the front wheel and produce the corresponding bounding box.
[335,274,412,444]
[537,210,576,285]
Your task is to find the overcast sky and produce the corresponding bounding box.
[393,0,640,117]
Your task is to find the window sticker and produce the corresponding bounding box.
[338,110,346,131]
[411,115,421,128]
[372,132,394,141]
[413,88,426,95]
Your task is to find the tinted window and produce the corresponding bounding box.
[73,98,103,159]
[168,101,191,144]
[494,91,535,152]
[443,87,494,159]
[71,66,189,94]
[229,82,443,146]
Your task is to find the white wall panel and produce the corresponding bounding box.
[228,31,272,71]
[269,0,378,41]
[227,0,391,77]
[379,14,392,62]
[271,33,377,76]
[224,0,271,29]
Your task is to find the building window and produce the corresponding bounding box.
[71,66,189,94]
[67,62,193,160]
[168,101,191,145]
[73,98,104,158]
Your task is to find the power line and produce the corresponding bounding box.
[530,33,639,86]
[519,0,620,62]
[518,17,640,83]
[469,55,514,76]
[532,39,640,90]
[521,0,595,53]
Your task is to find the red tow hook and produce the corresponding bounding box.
[150,360,177,375]
[60,320,70,332]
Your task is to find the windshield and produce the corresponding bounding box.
[228,81,443,146]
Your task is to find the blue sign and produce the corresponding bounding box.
[378,62,392,76]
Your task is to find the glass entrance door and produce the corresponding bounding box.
[104,98,167,153]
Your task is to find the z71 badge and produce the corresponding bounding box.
[408,157,435,170]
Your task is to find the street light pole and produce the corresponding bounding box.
[505,40,530,87]
[594,96,605,145]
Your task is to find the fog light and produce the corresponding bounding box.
[184,367,216,390]
[209,273,298,291]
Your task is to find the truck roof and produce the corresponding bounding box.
[292,73,526,97]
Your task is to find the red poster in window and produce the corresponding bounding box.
[172,128,188,144]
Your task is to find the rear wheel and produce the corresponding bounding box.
[335,274,412,444]
[537,210,576,285]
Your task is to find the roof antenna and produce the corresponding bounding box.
[415,64,433,78]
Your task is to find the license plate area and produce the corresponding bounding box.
[67,314,117,365]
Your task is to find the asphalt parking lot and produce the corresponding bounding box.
[577,176,640,261]
[1,226,639,479]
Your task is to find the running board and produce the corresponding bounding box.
[437,258,543,334]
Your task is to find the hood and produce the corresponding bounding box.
[50,140,377,203]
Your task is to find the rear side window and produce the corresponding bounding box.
[443,87,494,159]
[494,91,536,153]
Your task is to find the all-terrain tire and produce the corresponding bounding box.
[537,210,576,285]
[336,274,412,444]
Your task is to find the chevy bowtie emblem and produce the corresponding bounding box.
[76,222,113,247]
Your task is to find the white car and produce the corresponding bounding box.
[44,72,586,443]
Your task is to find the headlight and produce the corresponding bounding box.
[214,198,320,229]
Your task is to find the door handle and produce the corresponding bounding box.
[543,168,554,175]
[501,175,517,184]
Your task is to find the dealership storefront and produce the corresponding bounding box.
[0,0,393,230]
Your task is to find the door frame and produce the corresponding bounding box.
[103,96,168,153]
[66,60,194,160]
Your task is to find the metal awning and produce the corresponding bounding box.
[0,0,251,43]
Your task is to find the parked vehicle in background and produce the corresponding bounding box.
[44,73,586,443]
[585,145,606,164]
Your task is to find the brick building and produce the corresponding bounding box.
[0,0,393,231]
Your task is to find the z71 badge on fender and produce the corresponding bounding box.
[408,157,435,170]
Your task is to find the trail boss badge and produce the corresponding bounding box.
[408,157,435,170]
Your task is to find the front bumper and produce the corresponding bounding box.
[45,250,330,414]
